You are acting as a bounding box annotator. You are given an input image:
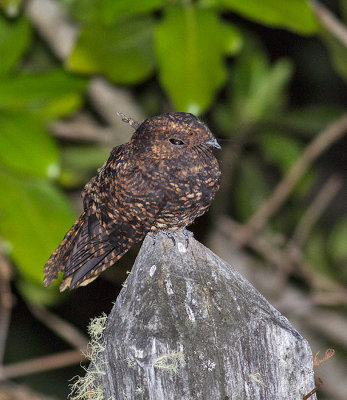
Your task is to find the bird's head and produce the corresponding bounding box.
[130,112,221,159]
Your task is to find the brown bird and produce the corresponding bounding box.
[44,112,221,291]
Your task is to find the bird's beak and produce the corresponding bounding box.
[205,138,221,149]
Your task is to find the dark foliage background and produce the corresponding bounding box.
[0,0,346,399]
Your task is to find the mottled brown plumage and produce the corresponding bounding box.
[44,112,221,291]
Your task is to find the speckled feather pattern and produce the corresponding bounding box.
[43,112,221,291]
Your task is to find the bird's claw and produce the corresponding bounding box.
[161,230,176,245]
[150,233,157,246]
[150,230,176,246]
[183,228,193,247]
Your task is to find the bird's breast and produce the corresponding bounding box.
[148,154,220,230]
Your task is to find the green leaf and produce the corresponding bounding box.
[0,112,59,178]
[64,0,164,24]
[18,279,64,306]
[221,0,318,34]
[329,218,347,269]
[257,130,315,196]
[267,106,344,137]
[341,0,347,23]
[0,69,87,118]
[0,14,31,76]
[155,4,242,114]
[234,157,269,221]
[214,37,293,135]
[102,0,164,22]
[67,17,155,84]
[60,145,110,187]
[305,231,332,276]
[0,170,76,285]
[320,29,347,82]
[0,0,23,17]
[232,46,293,126]
[258,132,304,173]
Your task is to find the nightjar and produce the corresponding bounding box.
[44,112,221,291]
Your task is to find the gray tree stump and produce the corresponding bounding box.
[86,231,316,399]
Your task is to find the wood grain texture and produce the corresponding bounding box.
[89,231,316,399]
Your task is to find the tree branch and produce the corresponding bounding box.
[0,350,86,379]
[310,0,347,47]
[0,247,14,365]
[291,174,343,245]
[235,113,347,245]
[25,0,145,139]
[29,305,88,349]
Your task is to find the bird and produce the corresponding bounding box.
[43,112,221,291]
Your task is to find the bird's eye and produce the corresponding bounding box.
[169,138,185,146]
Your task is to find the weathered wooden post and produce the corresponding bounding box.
[75,231,316,399]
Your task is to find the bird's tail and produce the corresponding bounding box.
[44,213,136,291]
[43,212,87,288]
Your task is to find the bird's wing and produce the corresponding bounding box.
[58,146,166,290]
[59,214,135,290]
[43,212,86,287]
[87,145,168,238]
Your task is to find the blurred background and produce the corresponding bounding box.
[0,0,346,399]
